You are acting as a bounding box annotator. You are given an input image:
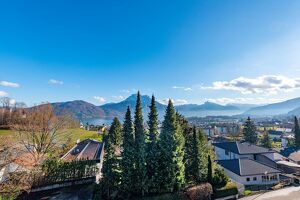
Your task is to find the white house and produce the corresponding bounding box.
[214,141,281,187]
[218,158,280,186]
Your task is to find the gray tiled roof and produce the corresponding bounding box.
[218,158,281,176]
[280,147,300,162]
[62,139,104,161]
[213,141,275,155]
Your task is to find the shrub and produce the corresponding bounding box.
[212,167,229,189]
[185,183,213,200]
[213,182,238,199]
[140,193,187,200]
[244,190,252,196]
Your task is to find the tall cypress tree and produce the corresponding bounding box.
[295,116,300,148]
[187,126,207,184]
[146,95,159,193]
[109,117,122,146]
[176,113,194,184]
[207,155,213,185]
[243,117,257,144]
[157,99,185,193]
[133,91,147,195]
[101,118,122,198]
[120,107,135,193]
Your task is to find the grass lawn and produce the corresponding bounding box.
[0,129,14,135]
[0,128,103,146]
[59,128,103,143]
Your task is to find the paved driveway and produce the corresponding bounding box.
[239,186,300,200]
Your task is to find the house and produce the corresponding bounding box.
[218,158,281,186]
[61,139,104,162]
[213,141,281,187]
[61,138,105,182]
[214,141,276,163]
[280,147,300,165]
[0,151,36,183]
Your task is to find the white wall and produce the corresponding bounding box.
[215,146,253,160]
[261,152,275,161]
[222,168,279,186]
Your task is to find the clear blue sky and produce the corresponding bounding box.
[1,0,300,106]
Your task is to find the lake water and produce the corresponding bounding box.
[80,118,113,125]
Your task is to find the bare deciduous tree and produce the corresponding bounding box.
[10,103,73,164]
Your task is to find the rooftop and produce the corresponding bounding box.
[61,139,104,162]
[218,158,281,176]
[213,141,275,155]
[280,147,300,162]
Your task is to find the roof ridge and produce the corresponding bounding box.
[77,141,91,160]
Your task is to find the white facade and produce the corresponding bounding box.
[223,168,279,186]
[215,146,275,161]
[215,146,253,160]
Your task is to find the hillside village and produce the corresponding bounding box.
[1,94,300,200]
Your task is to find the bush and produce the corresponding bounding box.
[212,167,229,189]
[244,190,252,196]
[185,183,213,200]
[213,182,238,199]
[137,193,187,200]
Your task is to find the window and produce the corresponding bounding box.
[262,175,268,182]
[270,174,277,181]
[253,177,257,181]
[225,150,229,155]
[262,174,278,182]
[246,177,250,182]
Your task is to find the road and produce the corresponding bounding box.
[239,186,300,200]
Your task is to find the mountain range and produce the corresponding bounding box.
[50,94,300,121]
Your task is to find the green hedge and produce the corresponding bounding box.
[212,182,238,199]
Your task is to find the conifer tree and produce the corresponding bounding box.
[146,95,160,193]
[120,107,135,193]
[188,126,207,183]
[109,117,122,146]
[295,116,300,148]
[176,113,194,184]
[157,100,185,192]
[261,131,272,148]
[101,118,121,198]
[243,117,257,144]
[133,92,147,195]
[207,155,213,185]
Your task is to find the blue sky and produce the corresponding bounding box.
[1,0,300,106]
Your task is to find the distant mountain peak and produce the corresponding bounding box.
[124,93,151,101]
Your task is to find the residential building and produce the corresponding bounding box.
[213,141,281,187]
[218,158,280,186]
[61,138,105,182]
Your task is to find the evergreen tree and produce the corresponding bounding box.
[243,117,257,144]
[157,100,185,193]
[261,131,272,148]
[133,92,147,195]
[120,107,135,194]
[101,118,121,198]
[207,155,213,185]
[146,95,160,193]
[176,113,194,184]
[295,116,300,148]
[185,126,207,184]
[109,117,122,146]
